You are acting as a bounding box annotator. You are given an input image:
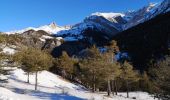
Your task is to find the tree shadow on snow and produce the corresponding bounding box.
[12,87,84,100]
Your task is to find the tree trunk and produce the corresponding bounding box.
[27,72,30,83]
[126,80,129,98]
[62,70,66,79]
[112,80,115,95]
[70,74,73,81]
[107,80,111,96]
[115,80,118,95]
[93,83,96,92]
[92,73,96,92]
[35,71,38,90]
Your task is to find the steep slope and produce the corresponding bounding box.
[113,12,170,71]
[55,15,122,41]
[51,0,170,42]
[124,0,170,29]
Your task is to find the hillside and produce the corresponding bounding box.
[113,12,170,70]
[0,68,157,100]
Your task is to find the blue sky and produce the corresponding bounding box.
[0,0,162,32]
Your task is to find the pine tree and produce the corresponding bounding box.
[78,46,121,95]
[139,71,152,92]
[105,40,121,96]
[78,46,104,92]
[102,51,121,96]
[149,56,170,99]
[13,48,53,90]
[55,51,75,79]
[120,61,139,98]
[13,48,33,83]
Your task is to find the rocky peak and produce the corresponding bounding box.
[49,22,57,29]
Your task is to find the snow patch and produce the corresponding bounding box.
[1,46,16,55]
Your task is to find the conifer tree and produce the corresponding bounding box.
[55,51,75,79]
[13,48,53,90]
[106,40,121,96]
[78,46,104,92]
[78,45,121,95]
[102,51,121,96]
[120,61,139,98]
[13,48,33,83]
[149,56,170,98]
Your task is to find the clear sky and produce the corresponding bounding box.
[0,0,163,32]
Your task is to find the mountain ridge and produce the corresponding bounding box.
[4,0,170,42]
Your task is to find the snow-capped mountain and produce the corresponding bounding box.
[56,14,124,38]
[91,12,125,23]
[124,0,170,29]
[55,0,170,40]
[4,0,170,41]
[5,22,70,35]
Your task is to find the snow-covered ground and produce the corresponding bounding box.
[0,44,16,55]
[2,46,16,55]
[0,68,158,100]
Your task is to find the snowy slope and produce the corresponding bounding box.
[6,22,70,35]
[0,68,158,100]
[10,69,80,90]
[124,0,170,29]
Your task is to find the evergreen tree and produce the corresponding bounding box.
[13,48,53,90]
[54,51,75,79]
[13,48,34,83]
[102,51,121,96]
[139,71,153,92]
[149,56,170,99]
[120,61,139,98]
[78,46,104,92]
[106,40,121,96]
[78,46,121,95]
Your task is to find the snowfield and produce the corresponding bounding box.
[0,68,158,100]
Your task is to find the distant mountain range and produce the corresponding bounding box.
[4,0,170,42]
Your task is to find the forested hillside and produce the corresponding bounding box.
[113,12,170,71]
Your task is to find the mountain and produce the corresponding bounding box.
[3,0,170,41]
[113,11,170,71]
[5,22,70,35]
[4,0,170,42]
[124,0,170,29]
